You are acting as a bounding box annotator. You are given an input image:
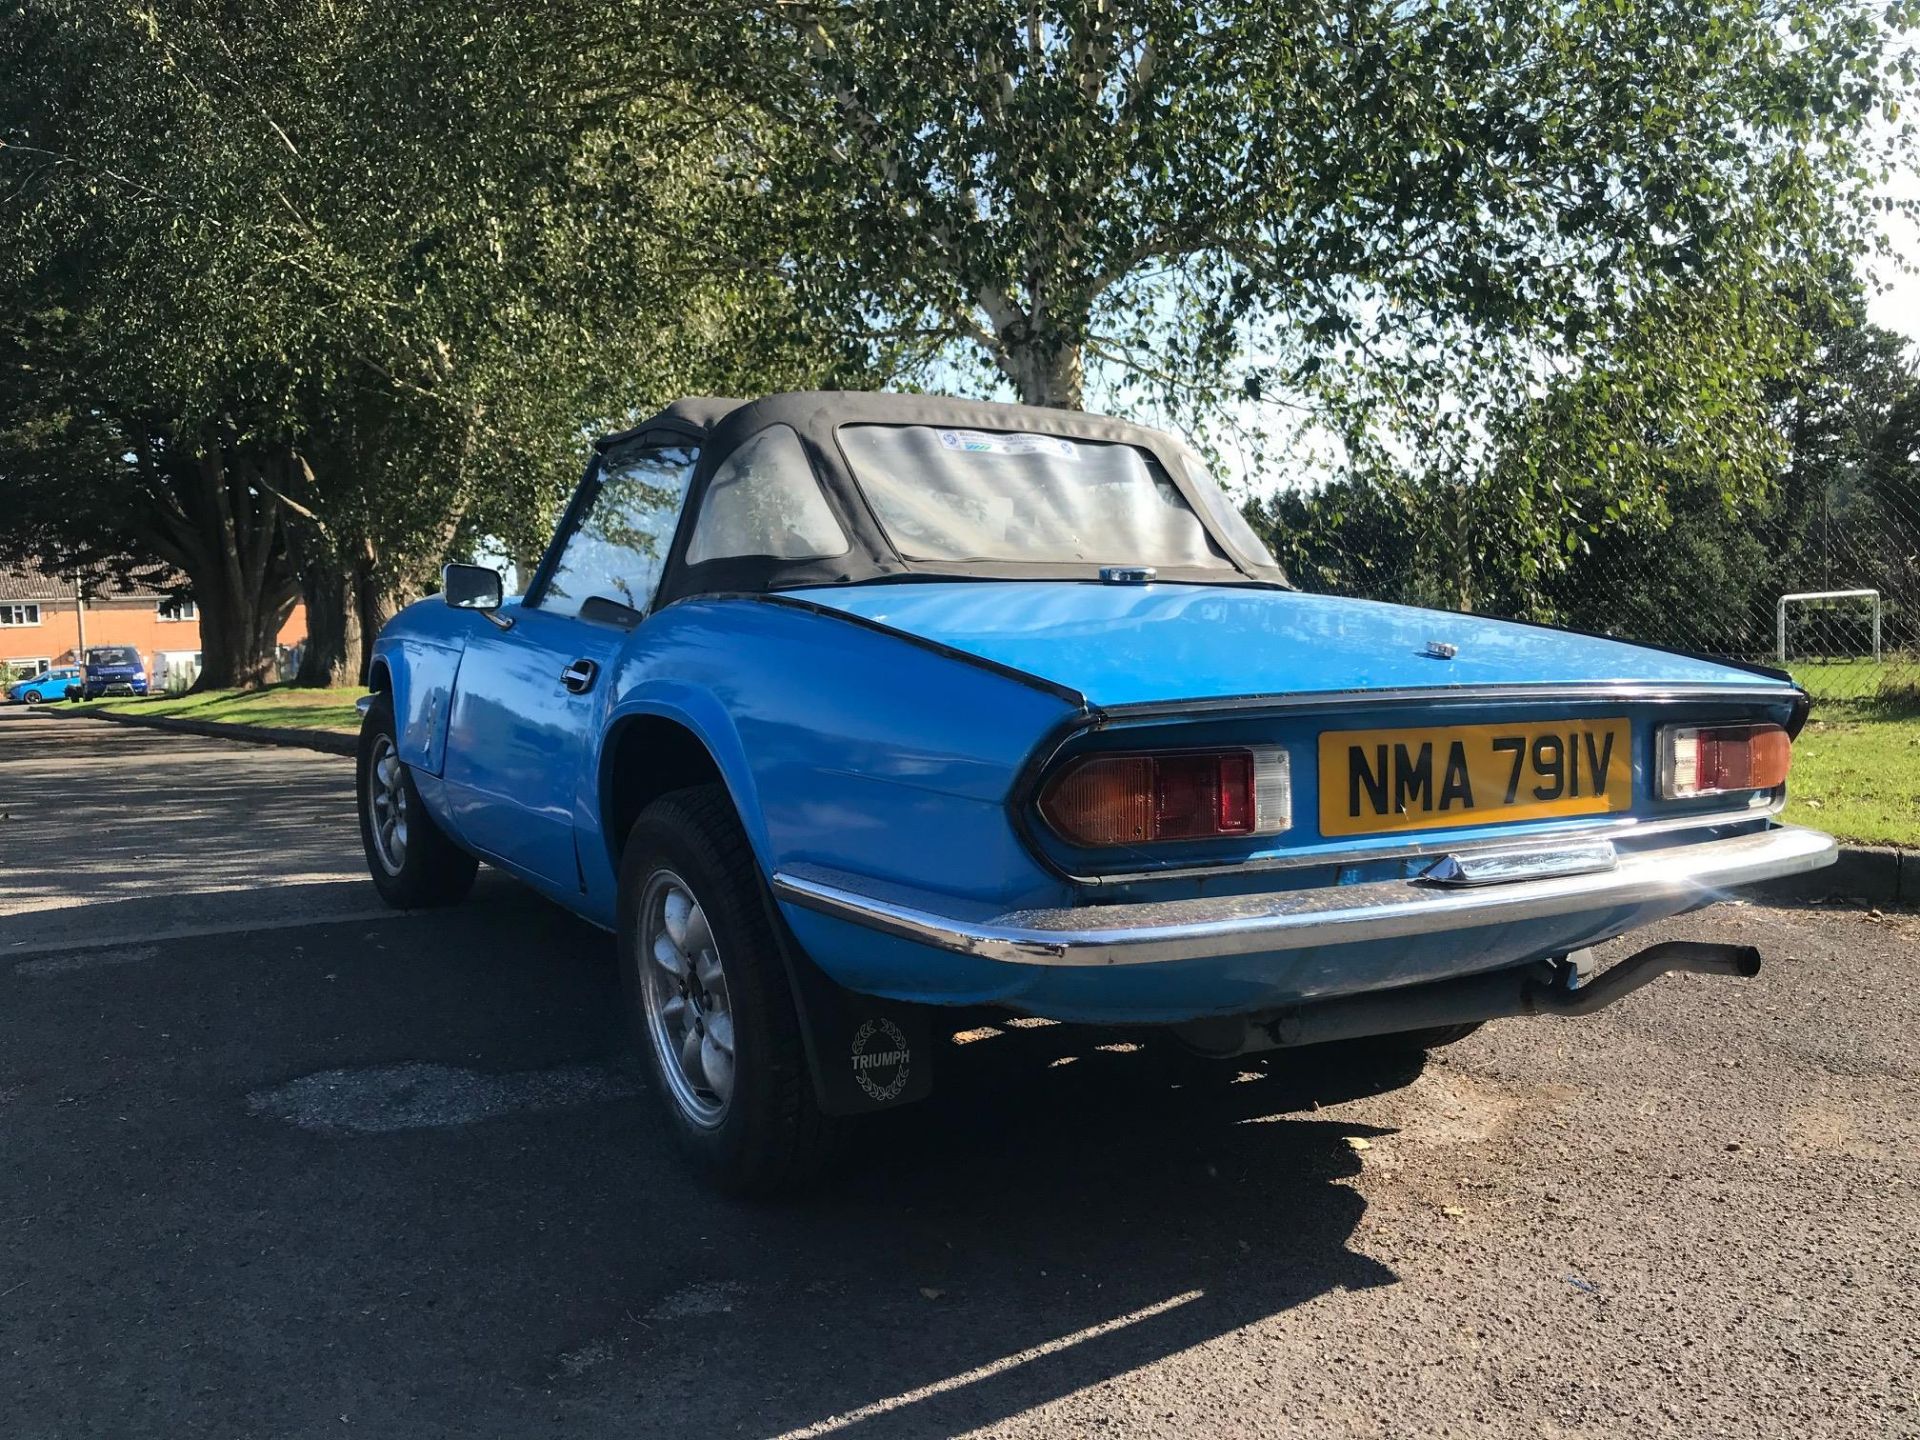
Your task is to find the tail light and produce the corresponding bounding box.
[1038,747,1290,847]
[1657,723,1791,799]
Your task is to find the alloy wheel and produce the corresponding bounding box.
[367,734,410,874]
[638,868,736,1128]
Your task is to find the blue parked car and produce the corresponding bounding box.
[8,665,82,703]
[358,392,1835,1191]
[80,646,148,698]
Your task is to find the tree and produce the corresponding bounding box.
[0,2,305,685]
[9,0,1911,685]
[506,0,1915,596]
[610,0,1916,412]
[2,0,850,686]
[1253,296,1920,686]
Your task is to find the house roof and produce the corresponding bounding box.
[0,561,179,603]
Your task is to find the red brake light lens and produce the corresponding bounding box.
[1658,723,1791,799]
[1038,749,1289,847]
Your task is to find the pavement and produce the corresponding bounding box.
[1,706,1916,1438]
[0,708,377,949]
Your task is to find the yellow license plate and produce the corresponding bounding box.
[1318,718,1633,837]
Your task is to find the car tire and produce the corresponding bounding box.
[618,784,838,1195]
[356,691,478,908]
[21,690,39,704]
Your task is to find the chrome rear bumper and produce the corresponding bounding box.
[772,825,1836,968]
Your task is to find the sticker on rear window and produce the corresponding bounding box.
[935,429,1079,461]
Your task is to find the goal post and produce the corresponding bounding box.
[1776,589,1881,665]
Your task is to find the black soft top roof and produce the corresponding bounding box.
[595,390,1202,455]
[596,395,750,444]
[548,390,1285,608]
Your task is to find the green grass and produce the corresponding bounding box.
[1785,656,1920,706]
[1782,698,1920,847]
[75,684,362,735]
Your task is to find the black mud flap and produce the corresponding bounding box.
[777,937,935,1116]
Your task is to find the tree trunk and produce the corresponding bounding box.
[167,437,297,690]
[293,551,364,688]
[1445,486,1475,613]
[512,548,543,597]
[356,558,408,667]
[192,572,288,689]
[983,301,1090,408]
[293,533,413,688]
[1003,343,1085,409]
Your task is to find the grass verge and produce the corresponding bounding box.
[1789,656,1920,707]
[1783,699,1920,847]
[72,684,361,736]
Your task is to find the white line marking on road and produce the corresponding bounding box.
[766,1290,1207,1439]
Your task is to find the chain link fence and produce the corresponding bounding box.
[1265,465,1920,710]
[1546,482,1920,707]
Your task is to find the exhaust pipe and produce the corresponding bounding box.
[1174,941,1764,1056]
[1527,940,1759,1017]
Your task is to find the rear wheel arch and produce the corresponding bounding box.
[367,657,393,694]
[601,712,742,869]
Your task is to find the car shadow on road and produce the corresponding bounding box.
[470,892,1416,1437]
[3,878,1420,1438]
[695,1029,1413,1438]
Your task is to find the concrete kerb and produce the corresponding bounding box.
[34,702,355,757]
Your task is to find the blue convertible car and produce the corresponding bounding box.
[358,391,1834,1191]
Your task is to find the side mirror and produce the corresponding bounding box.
[442,563,504,612]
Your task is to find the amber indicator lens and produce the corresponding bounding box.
[1041,750,1264,846]
[1659,723,1791,798]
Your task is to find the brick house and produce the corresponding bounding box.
[0,563,307,690]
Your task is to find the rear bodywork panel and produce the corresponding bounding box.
[373,577,1828,1025]
[778,580,1781,704]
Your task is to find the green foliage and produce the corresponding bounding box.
[656,0,1913,580]
[1252,298,1920,691]
[2,0,1915,684]
[0,0,856,680]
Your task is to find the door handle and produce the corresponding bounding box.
[560,659,599,694]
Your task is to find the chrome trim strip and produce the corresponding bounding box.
[1067,797,1785,887]
[1094,681,1803,723]
[772,825,1836,968]
[1419,841,1617,887]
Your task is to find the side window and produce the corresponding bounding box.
[541,443,697,618]
[685,425,848,565]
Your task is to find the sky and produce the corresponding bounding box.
[1867,169,1919,343]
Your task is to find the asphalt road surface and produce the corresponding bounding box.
[2,707,1916,1438]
